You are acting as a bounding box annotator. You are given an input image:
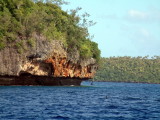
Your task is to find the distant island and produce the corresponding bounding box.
[0,0,100,86]
[94,56,160,84]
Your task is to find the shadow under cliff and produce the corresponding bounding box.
[0,75,84,86]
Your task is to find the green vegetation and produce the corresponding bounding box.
[95,56,160,84]
[0,0,100,62]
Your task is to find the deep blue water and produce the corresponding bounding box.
[0,82,160,120]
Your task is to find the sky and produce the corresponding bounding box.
[62,0,160,57]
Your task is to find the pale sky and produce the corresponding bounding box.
[62,0,160,57]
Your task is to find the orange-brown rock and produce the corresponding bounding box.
[44,57,96,78]
[19,48,97,79]
[0,36,98,85]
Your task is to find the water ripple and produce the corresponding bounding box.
[0,82,160,119]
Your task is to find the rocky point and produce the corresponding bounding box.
[0,35,98,86]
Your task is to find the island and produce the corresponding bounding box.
[0,0,100,86]
[94,57,160,84]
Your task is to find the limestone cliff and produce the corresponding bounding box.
[0,35,98,85]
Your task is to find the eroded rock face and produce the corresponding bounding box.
[20,47,97,79]
[45,56,97,79]
[20,61,52,76]
[0,36,98,80]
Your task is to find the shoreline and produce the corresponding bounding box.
[0,75,85,86]
[88,80,160,85]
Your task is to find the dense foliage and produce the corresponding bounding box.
[95,56,160,84]
[0,0,100,61]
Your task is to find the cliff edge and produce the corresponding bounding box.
[0,35,98,85]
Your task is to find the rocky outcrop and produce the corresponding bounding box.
[0,35,98,85]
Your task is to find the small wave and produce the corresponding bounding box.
[107,105,119,109]
[127,107,144,112]
[155,98,160,102]
[67,91,76,94]
[123,97,142,101]
[52,115,70,119]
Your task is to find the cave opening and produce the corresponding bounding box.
[19,71,32,76]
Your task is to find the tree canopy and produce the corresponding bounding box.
[0,0,100,62]
[95,56,160,84]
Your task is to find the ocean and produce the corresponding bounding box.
[0,81,160,120]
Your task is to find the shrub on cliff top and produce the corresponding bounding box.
[0,0,101,62]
